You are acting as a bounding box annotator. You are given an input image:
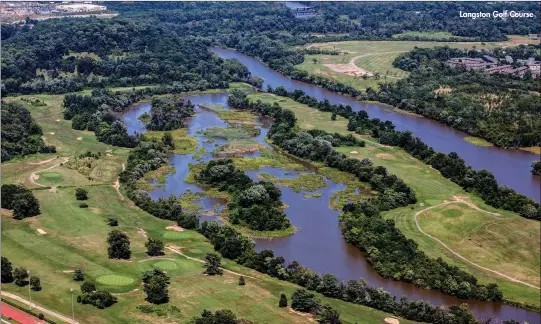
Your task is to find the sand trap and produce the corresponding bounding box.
[37,229,47,235]
[166,225,184,232]
[32,174,40,180]
[62,270,75,273]
[349,151,358,154]
[76,137,83,140]
[420,203,425,207]
[55,119,61,122]
[107,153,113,157]
[376,153,396,160]
[49,132,55,135]
[384,318,400,324]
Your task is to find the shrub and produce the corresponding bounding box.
[79,203,88,208]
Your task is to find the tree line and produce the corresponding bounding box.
[197,220,487,324]
[196,159,291,231]
[1,102,56,162]
[258,87,541,221]
[383,46,541,148]
[227,90,505,301]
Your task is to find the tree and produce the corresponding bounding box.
[142,269,170,304]
[13,267,29,287]
[145,237,164,256]
[107,218,118,226]
[1,184,40,219]
[203,253,223,276]
[107,230,131,259]
[238,276,245,286]
[331,112,337,121]
[73,269,85,281]
[279,293,288,307]
[316,304,341,324]
[75,188,88,200]
[80,281,96,293]
[161,132,175,149]
[1,257,14,283]
[193,309,237,324]
[30,276,42,291]
[291,289,319,313]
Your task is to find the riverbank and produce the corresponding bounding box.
[245,91,541,310]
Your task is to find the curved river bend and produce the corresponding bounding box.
[121,92,539,323]
[213,48,540,203]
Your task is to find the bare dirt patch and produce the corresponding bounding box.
[91,207,102,214]
[165,225,184,232]
[29,157,57,165]
[288,307,315,322]
[48,187,57,193]
[324,63,372,77]
[1,209,14,218]
[434,86,453,95]
[375,153,396,160]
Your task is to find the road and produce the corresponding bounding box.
[414,199,540,289]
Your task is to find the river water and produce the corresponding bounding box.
[212,48,540,203]
[121,91,539,322]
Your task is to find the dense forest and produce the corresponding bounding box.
[196,159,291,231]
[383,46,541,148]
[146,98,194,131]
[1,101,56,161]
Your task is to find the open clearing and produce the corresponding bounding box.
[297,37,526,91]
[247,91,541,307]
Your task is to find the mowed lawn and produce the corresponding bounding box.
[247,92,541,307]
[1,187,417,324]
[417,203,540,287]
[296,37,527,91]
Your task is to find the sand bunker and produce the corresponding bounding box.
[49,132,55,135]
[37,229,47,235]
[324,63,373,77]
[349,151,358,154]
[76,137,83,140]
[165,225,184,232]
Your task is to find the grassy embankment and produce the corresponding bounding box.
[1,91,415,324]
[296,37,527,92]
[246,92,541,308]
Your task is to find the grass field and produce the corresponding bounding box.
[246,92,541,307]
[464,136,493,147]
[296,37,528,91]
[391,31,471,40]
[1,186,415,324]
[1,88,416,323]
[417,203,540,287]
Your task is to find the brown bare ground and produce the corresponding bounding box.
[166,225,184,232]
[375,153,396,160]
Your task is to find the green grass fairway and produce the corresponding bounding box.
[246,92,540,307]
[1,186,416,324]
[162,231,194,240]
[417,203,540,287]
[96,275,136,286]
[296,38,526,92]
[36,172,64,186]
[153,261,179,270]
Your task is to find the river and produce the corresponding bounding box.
[212,48,540,203]
[121,92,539,323]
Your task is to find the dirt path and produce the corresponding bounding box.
[1,291,78,324]
[113,163,126,201]
[165,246,257,279]
[414,199,539,289]
[29,158,70,188]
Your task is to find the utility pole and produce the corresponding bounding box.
[71,288,75,322]
[27,270,32,310]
